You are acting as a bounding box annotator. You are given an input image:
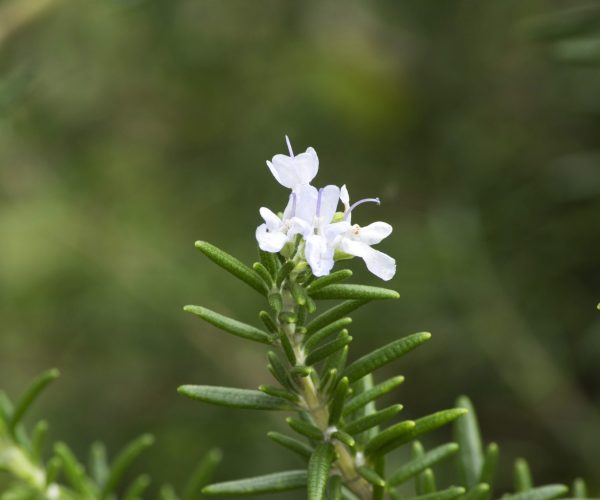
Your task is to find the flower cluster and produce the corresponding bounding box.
[256,137,396,281]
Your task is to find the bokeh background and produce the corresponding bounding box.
[1,0,599,497]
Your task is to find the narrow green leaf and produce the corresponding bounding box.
[364,420,416,456]
[480,442,499,487]
[267,432,312,460]
[269,292,283,312]
[572,478,588,498]
[259,311,278,334]
[331,430,355,448]
[306,300,368,335]
[202,470,307,495]
[183,448,223,500]
[373,456,385,500]
[89,442,109,488]
[411,486,466,500]
[306,270,353,292]
[319,368,338,394]
[463,483,491,500]
[308,443,336,500]
[502,485,569,500]
[369,409,467,457]
[344,332,431,383]
[357,466,385,487]
[31,420,48,463]
[101,434,155,499]
[388,443,459,486]
[290,366,313,378]
[343,405,403,436]
[276,261,296,287]
[343,376,405,416]
[258,385,300,404]
[54,442,95,496]
[310,284,399,301]
[328,475,343,500]
[514,458,533,492]
[179,385,296,410]
[305,334,353,366]
[46,456,62,486]
[160,484,180,500]
[267,351,293,390]
[10,369,60,432]
[184,305,274,344]
[286,417,323,440]
[279,332,297,364]
[304,318,352,351]
[328,377,350,425]
[454,396,484,488]
[291,282,308,306]
[195,241,266,294]
[323,346,349,376]
[253,262,274,286]
[259,249,280,277]
[123,475,152,500]
[417,468,437,495]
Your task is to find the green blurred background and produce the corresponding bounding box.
[1,0,599,497]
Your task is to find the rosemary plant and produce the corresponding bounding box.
[179,138,592,500]
[0,369,221,500]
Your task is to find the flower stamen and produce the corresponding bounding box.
[344,197,380,219]
[285,135,294,157]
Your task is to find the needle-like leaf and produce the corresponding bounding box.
[195,241,266,295]
[306,270,353,292]
[307,443,336,500]
[183,448,223,500]
[343,405,403,436]
[454,396,484,488]
[411,486,466,500]
[178,385,296,410]
[343,376,405,416]
[202,470,308,496]
[388,443,459,486]
[502,485,569,500]
[184,305,274,345]
[267,432,313,460]
[306,300,368,335]
[309,284,399,301]
[10,369,59,432]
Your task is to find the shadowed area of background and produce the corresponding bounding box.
[0,0,599,497]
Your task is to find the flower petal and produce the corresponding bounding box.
[305,234,335,277]
[339,238,396,281]
[256,224,287,253]
[340,184,350,211]
[266,147,319,190]
[259,207,282,230]
[318,185,341,222]
[292,147,319,185]
[294,185,319,223]
[357,221,392,245]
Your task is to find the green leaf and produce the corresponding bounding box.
[463,483,491,500]
[184,305,274,345]
[10,369,59,432]
[480,442,499,488]
[514,458,533,492]
[259,249,280,277]
[454,396,484,488]
[202,470,307,496]
[54,442,95,496]
[267,432,312,460]
[417,468,437,495]
[322,346,349,376]
[331,430,355,448]
[276,261,296,287]
[572,478,588,498]
[89,442,109,487]
[502,485,569,500]
[304,318,352,352]
[411,486,466,500]
[310,284,399,301]
[307,443,336,500]
[306,270,353,292]
[343,376,405,416]
[253,262,274,286]
[286,417,323,440]
[123,475,152,500]
[368,409,467,457]
[195,241,266,294]
[183,448,223,500]
[291,282,308,306]
[101,434,155,499]
[305,333,353,366]
[178,385,296,410]
[279,331,297,364]
[306,300,369,335]
[343,405,403,436]
[357,466,385,487]
[46,456,62,486]
[160,484,180,500]
[267,351,293,390]
[388,443,459,486]
[259,311,278,334]
[328,377,350,425]
[31,420,48,463]
[258,385,300,404]
[344,332,431,383]
[364,420,416,456]
[328,475,343,500]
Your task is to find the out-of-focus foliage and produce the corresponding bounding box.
[0,0,598,498]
